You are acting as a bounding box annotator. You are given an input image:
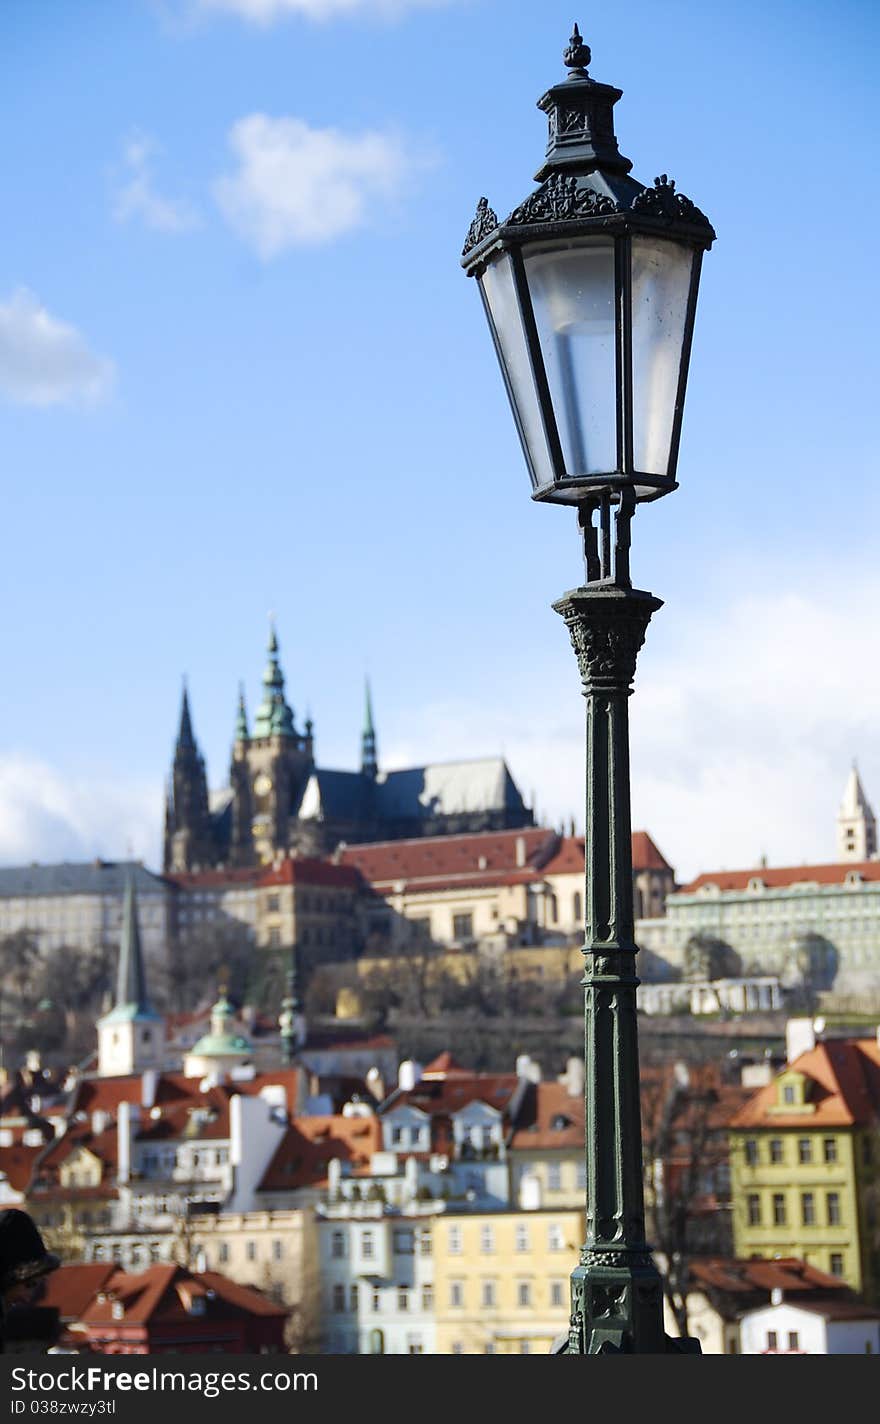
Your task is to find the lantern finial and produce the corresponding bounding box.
[563,22,591,75]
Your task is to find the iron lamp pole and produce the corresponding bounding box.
[461,25,714,1354]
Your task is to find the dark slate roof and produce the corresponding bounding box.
[0,861,167,899]
[300,758,528,826]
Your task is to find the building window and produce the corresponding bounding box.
[448,1225,462,1255]
[801,1192,815,1226]
[772,1194,786,1226]
[331,1231,345,1259]
[372,1290,381,1312]
[572,892,582,922]
[267,894,280,912]
[332,1284,345,1313]
[451,1343,463,1355]
[391,1126,403,1145]
[823,1138,838,1164]
[551,1281,565,1308]
[484,1344,495,1355]
[782,1085,796,1105]
[246,1240,257,1261]
[788,1332,799,1352]
[452,913,473,941]
[408,1342,423,1355]
[515,1224,530,1253]
[272,1239,283,1261]
[450,1281,464,1308]
[421,1284,433,1311]
[827,1192,841,1226]
[798,1138,812,1165]
[547,1164,562,1192]
[767,1331,778,1351]
[576,1160,586,1190]
[547,1223,565,1252]
[481,1280,496,1308]
[520,1342,530,1355]
[361,1231,374,1260]
[350,1284,358,1312]
[218,1242,229,1264]
[393,1229,414,1255]
[745,1139,759,1166]
[830,1253,844,1277]
[418,1229,432,1256]
[398,1288,409,1312]
[769,1139,784,1164]
[480,1225,495,1254]
[517,1281,531,1308]
[747,1194,761,1226]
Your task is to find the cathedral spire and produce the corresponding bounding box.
[177,680,195,751]
[361,678,378,780]
[253,621,296,739]
[235,682,249,742]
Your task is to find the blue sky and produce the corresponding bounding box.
[1,0,878,880]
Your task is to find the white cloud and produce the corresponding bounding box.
[382,577,880,885]
[0,756,160,867]
[214,114,414,255]
[113,134,199,233]
[196,0,452,23]
[0,289,114,407]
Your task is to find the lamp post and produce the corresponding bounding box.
[462,26,714,1354]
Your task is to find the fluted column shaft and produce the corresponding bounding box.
[553,583,667,1355]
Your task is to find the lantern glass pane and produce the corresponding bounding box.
[630,237,694,476]
[523,240,616,477]
[480,254,554,491]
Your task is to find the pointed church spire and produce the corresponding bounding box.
[235,682,250,742]
[253,621,296,739]
[361,678,378,780]
[177,680,195,751]
[837,761,877,861]
[116,873,152,1013]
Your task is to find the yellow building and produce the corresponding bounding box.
[729,1032,880,1299]
[432,1209,582,1354]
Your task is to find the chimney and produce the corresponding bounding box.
[398,1060,421,1092]
[786,1018,817,1064]
[516,837,527,868]
[516,1054,542,1084]
[771,1287,783,1306]
[141,1070,159,1109]
[117,1101,140,1185]
[564,1057,584,1099]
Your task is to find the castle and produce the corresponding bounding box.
[163,625,534,872]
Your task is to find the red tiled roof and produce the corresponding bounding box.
[730,1039,880,1130]
[258,857,361,890]
[508,1080,584,1150]
[0,1143,47,1192]
[341,828,671,891]
[33,1264,117,1320]
[78,1264,286,1326]
[338,829,557,887]
[680,860,880,893]
[258,1113,381,1191]
[689,1257,853,1298]
[386,1068,519,1123]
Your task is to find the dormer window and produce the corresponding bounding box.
[747,878,764,893]
[770,1071,814,1114]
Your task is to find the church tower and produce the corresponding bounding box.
[163,683,216,873]
[230,623,315,865]
[97,876,165,1076]
[837,762,877,861]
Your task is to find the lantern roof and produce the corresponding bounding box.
[462,25,715,271]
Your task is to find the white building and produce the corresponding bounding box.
[318,1201,439,1355]
[0,861,171,959]
[740,1296,880,1355]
